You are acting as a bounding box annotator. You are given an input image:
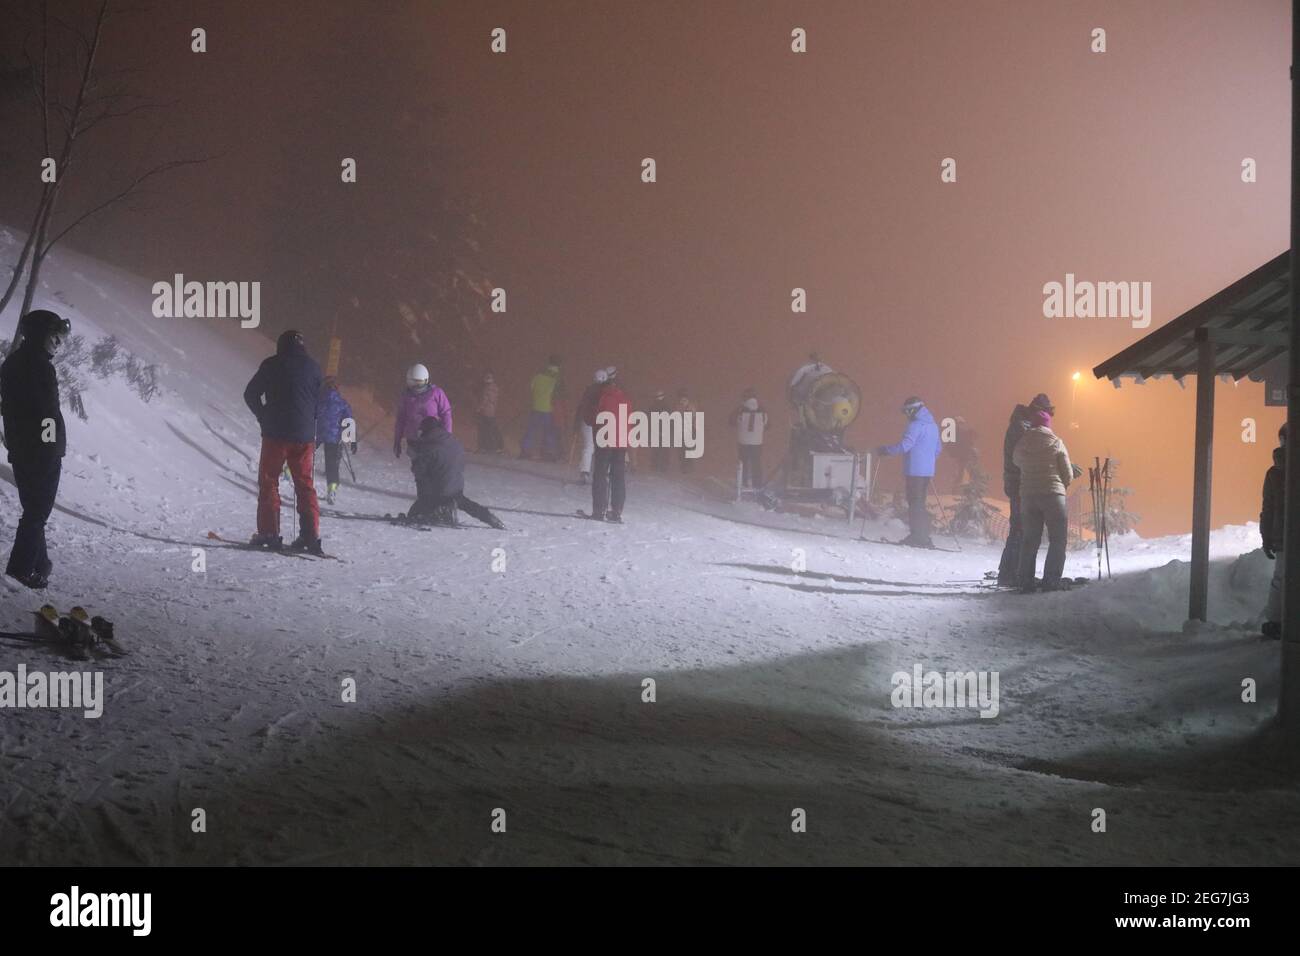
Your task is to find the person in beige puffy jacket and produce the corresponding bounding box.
[1012,409,1075,591]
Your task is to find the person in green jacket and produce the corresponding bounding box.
[520,355,562,460]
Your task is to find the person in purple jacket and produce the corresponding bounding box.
[393,363,453,458]
[875,395,942,548]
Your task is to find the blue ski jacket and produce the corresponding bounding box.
[316,386,354,445]
[881,405,941,478]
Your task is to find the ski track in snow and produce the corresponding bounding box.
[0,235,1297,865]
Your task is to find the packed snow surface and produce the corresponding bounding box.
[1,236,1297,865]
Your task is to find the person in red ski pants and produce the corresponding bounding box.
[243,329,323,552]
[256,438,319,542]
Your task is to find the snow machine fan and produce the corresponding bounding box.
[794,371,861,445]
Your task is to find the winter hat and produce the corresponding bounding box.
[594,368,608,383]
[483,372,494,383]
[604,366,618,381]
[1030,393,1055,413]
[743,397,759,411]
[1032,409,1052,428]
[277,329,304,353]
[19,309,70,339]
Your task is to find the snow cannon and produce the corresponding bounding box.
[793,371,861,437]
[754,370,868,519]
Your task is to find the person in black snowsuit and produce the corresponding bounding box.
[1,310,71,589]
[996,393,1052,585]
[1260,423,1288,639]
[407,416,505,529]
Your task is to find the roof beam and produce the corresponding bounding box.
[1197,328,1291,347]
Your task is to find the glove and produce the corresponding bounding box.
[393,442,402,458]
[350,442,358,455]
[1264,547,1276,560]
[1070,463,1084,479]
[873,446,889,457]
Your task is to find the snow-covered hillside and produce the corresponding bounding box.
[1,236,1297,865]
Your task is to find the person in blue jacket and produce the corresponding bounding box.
[315,377,355,505]
[875,395,942,548]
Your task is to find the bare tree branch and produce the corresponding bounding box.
[41,157,209,253]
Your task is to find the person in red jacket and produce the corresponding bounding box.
[585,366,630,523]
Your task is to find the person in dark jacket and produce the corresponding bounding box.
[1,310,71,589]
[648,390,671,473]
[995,397,1048,585]
[315,377,354,506]
[407,416,505,528]
[243,329,323,552]
[1261,423,1288,639]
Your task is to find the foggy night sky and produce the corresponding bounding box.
[0,0,1290,536]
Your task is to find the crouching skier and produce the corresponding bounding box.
[407,416,506,529]
[243,329,324,554]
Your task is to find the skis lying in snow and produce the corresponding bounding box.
[388,513,494,531]
[0,605,126,660]
[204,531,341,560]
[858,537,958,554]
[971,577,1092,592]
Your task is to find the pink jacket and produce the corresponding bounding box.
[394,385,453,447]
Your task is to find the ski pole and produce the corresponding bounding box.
[859,456,881,539]
[1102,458,1112,579]
[343,443,357,483]
[929,478,962,551]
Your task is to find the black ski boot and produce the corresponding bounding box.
[605,511,623,524]
[288,533,324,556]
[249,533,283,550]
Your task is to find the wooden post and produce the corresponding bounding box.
[1189,334,1216,622]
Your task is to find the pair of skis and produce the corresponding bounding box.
[1087,458,1113,581]
[29,604,126,660]
[205,532,341,560]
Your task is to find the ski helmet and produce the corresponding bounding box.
[604,366,618,381]
[901,396,925,416]
[277,329,304,353]
[594,368,608,383]
[406,364,430,388]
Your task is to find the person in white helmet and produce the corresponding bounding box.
[393,363,453,458]
[573,367,609,484]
